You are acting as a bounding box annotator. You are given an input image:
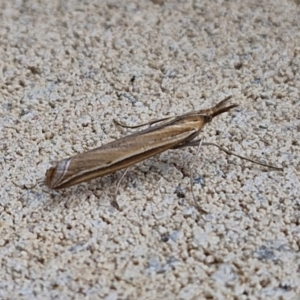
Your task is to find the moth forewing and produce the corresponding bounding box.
[45,97,238,190]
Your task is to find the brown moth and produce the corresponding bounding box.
[45,96,281,190]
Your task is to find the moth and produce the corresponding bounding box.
[45,96,282,192]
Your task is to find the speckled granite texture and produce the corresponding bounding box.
[1,0,300,299]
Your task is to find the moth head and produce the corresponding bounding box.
[204,115,213,123]
[211,96,238,118]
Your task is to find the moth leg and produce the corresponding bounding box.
[110,199,120,210]
[177,139,283,171]
[113,116,176,129]
[188,139,208,213]
[172,133,202,150]
[111,168,130,210]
